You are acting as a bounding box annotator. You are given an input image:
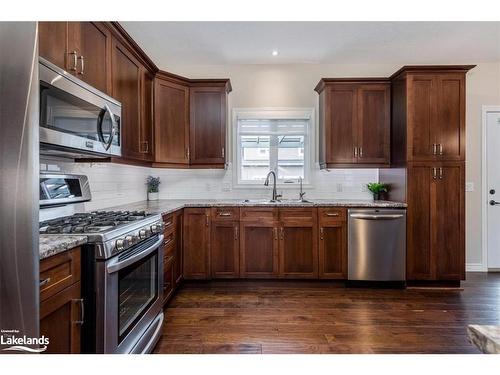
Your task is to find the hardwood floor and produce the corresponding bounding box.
[153,272,500,354]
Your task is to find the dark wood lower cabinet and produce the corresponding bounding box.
[319,221,347,279]
[240,221,279,278]
[211,220,239,278]
[40,281,82,354]
[407,162,465,281]
[183,208,211,279]
[173,211,183,286]
[279,209,318,279]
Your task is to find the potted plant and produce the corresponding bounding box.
[367,182,389,201]
[146,176,161,201]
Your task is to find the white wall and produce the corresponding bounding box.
[47,62,500,269]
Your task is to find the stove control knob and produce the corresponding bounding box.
[151,224,160,233]
[139,229,147,239]
[125,235,134,247]
[116,239,126,251]
[132,235,140,244]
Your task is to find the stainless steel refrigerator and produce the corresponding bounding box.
[0,22,39,350]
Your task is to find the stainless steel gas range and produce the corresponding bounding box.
[39,175,164,354]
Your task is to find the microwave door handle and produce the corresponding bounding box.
[106,234,164,274]
[97,104,116,151]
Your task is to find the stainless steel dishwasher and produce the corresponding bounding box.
[348,208,406,282]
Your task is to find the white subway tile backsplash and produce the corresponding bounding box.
[41,158,378,210]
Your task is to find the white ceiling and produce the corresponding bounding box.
[121,22,500,67]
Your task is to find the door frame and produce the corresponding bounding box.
[481,106,500,271]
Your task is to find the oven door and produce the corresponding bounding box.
[100,235,164,354]
[39,58,121,157]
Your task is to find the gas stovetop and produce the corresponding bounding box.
[39,210,154,234]
[40,210,164,259]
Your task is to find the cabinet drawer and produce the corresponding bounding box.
[162,213,175,235]
[240,207,278,221]
[211,207,240,221]
[40,247,81,302]
[318,208,347,222]
[163,232,176,258]
[279,208,317,223]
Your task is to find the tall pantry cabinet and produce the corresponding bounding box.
[386,65,474,284]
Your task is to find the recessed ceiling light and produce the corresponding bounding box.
[272,50,279,56]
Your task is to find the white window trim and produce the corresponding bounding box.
[232,107,315,189]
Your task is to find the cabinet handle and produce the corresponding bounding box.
[163,236,173,247]
[274,228,278,240]
[234,226,238,240]
[359,147,363,158]
[78,55,85,75]
[39,277,51,287]
[432,144,437,155]
[140,141,149,153]
[320,227,324,240]
[205,214,209,227]
[69,51,78,72]
[354,147,358,157]
[325,212,339,217]
[438,144,443,155]
[439,167,443,180]
[222,147,225,158]
[280,227,284,240]
[75,299,84,325]
[218,212,231,217]
[186,148,190,159]
[432,168,437,180]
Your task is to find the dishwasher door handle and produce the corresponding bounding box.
[350,214,405,220]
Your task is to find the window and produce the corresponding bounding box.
[234,109,312,185]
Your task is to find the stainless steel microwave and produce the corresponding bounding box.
[39,58,121,159]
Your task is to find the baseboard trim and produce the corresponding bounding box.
[466,262,487,272]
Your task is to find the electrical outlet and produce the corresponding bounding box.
[465,182,474,192]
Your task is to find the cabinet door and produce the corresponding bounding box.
[154,79,190,164]
[189,87,226,166]
[68,22,112,94]
[239,221,279,278]
[407,75,439,161]
[318,222,347,279]
[111,39,142,160]
[357,84,390,165]
[211,221,239,278]
[436,74,465,161]
[173,212,183,286]
[407,165,434,280]
[139,69,154,161]
[183,208,210,279]
[40,282,82,354]
[325,85,358,164]
[434,164,465,280]
[279,209,318,278]
[39,22,68,71]
[162,254,175,304]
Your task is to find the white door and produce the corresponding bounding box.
[487,110,500,269]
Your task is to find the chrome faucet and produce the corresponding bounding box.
[298,176,306,201]
[264,170,281,202]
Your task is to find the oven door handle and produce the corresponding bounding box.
[97,104,117,151]
[106,235,164,274]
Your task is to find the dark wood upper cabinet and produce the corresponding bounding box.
[39,22,68,70]
[189,86,228,166]
[154,77,190,165]
[315,79,390,168]
[111,38,142,160]
[39,22,112,95]
[279,209,318,278]
[357,84,390,164]
[211,219,240,278]
[391,66,472,163]
[183,208,211,279]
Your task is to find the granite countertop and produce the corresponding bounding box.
[102,198,407,216]
[468,325,500,354]
[39,235,88,260]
